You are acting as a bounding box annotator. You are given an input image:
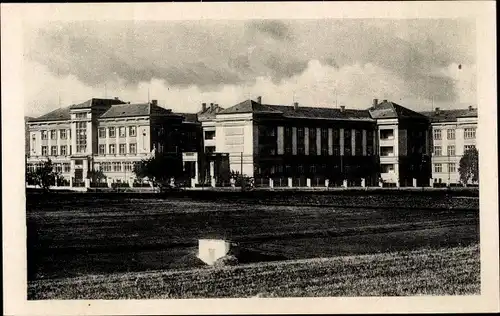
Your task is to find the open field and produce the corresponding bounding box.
[28,244,480,299]
[27,192,479,283]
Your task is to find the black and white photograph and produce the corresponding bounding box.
[2,2,498,315]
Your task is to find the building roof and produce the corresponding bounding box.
[219,99,373,121]
[30,107,71,122]
[175,112,199,123]
[100,102,180,119]
[368,100,428,120]
[69,98,125,109]
[197,103,225,120]
[420,108,478,122]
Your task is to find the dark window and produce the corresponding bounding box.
[204,130,216,140]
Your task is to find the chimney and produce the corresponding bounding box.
[210,103,215,111]
[293,102,299,110]
[257,96,262,104]
[202,103,207,112]
[151,99,158,106]
[435,107,441,114]
[114,97,119,100]
[382,99,387,103]
[373,98,378,107]
[468,105,473,111]
[340,105,345,112]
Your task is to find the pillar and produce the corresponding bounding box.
[325,179,329,187]
[306,178,311,187]
[195,161,199,184]
[191,178,196,188]
[413,178,417,187]
[361,178,366,188]
[288,177,293,188]
[269,178,274,188]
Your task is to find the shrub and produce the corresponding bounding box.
[214,255,239,267]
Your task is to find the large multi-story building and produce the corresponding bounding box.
[26,95,478,188]
[422,106,478,186]
[203,97,431,187]
[26,98,190,187]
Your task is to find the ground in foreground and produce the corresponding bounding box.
[29,244,479,299]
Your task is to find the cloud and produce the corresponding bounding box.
[24,19,477,116]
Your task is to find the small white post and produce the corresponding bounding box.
[378,180,383,188]
[342,179,348,188]
[288,177,293,188]
[413,178,417,187]
[306,178,311,187]
[429,178,434,188]
[361,178,366,188]
[325,179,329,187]
[396,180,400,188]
[84,178,90,188]
[269,178,274,188]
[128,179,133,188]
[191,178,196,188]
[211,177,216,188]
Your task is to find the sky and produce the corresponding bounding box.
[23,18,477,117]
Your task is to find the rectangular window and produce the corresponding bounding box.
[309,128,317,155]
[76,121,87,153]
[447,129,455,140]
[109,127,116,138]
[124,162,133,172]
[50,130,57,140]
[433,129,442,140]
[119,127,126,138]
[129,143,136,154]
[41,130,48,140]
[53,163,62,173]
[98,144,106,155]
[60,145,67,156]
[98,127,106,138]
[113,162,122,172]
[102,162,112,172]
[204,130,216,140]
[464,128,476,139]
[51,145,57,156]
[63,163,70,173]
[60,129,67,140]
[433,146,442,156]
[69,145,72,155]
[464,145,476,152]
[434,163,442,173]
[75,112,87,119]
[447,145,455,156]
[448,163,456,173]
[285,126,292,137]
[31,135,36,153]
[109,144,116,154]
[119,144,126,154]
[129,126,136,137]
[344,129,351,155]
[41,146,48,156]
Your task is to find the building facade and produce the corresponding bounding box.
[422,106,478,186]
[26,98,189,187]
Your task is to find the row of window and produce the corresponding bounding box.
[40,129,70,140]
[433,145,475,156]
[96,161,139,172]
[40,145,72,156]
[37,143,138,156]
[434,163,457,173]
[27,163,71,173]
[98,143,137,155]
[433,128,476,140]
[99,126,137,138]
[38,126,139,141]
